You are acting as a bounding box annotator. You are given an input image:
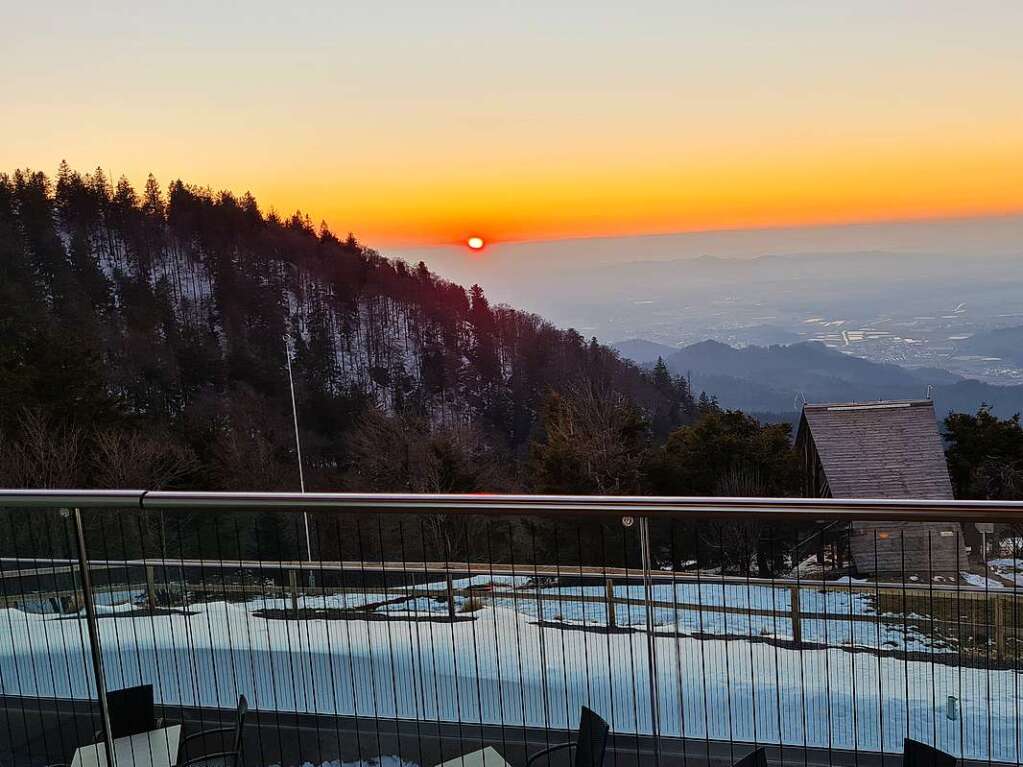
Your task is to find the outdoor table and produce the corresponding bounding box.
[434,745,513,767]
[70,724,182,767]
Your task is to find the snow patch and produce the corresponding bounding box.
[960,572,1004,589]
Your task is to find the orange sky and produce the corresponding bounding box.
[3,2,1023,248]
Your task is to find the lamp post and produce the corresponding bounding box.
[282,261,314,594]
[284,331,312,566]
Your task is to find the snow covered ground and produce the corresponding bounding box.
[1,580,1020,763]
[990,559,1023,587]
[961,572,1006,589]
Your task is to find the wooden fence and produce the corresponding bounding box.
[2,556,1020,662]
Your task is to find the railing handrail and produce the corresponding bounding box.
[2,488,1023,521]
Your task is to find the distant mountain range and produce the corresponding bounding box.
[960,325,1023,366]
[613,324,803,363]
[614,338,1023,418]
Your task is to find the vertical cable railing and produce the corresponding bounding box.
[2,492,1023,767]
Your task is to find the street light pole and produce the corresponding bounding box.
[284,332,312,565]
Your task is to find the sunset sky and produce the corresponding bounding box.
[4,1,1023,248]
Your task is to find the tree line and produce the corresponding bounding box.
[0,165,698,488]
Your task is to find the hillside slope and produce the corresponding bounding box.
[0,167,691,489]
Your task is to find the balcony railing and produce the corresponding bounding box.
[1,490,1022,767]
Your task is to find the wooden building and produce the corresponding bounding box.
[795,400,965,576]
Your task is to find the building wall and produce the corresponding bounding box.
[848,520,967,577]
[799,416,967,576]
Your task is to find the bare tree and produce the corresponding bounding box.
[92,430,198,489]
[0,409,84,488]
[345,409,506,557]
[92,429,200,555]
[0,410,86,555]
[702,463,786,576]
[532,383,650,494]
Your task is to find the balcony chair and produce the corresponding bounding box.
[733,748,768,767]
[526,706,609,766]
[94,684,164,741]
[903,739,957,767]
[179,695,248,767]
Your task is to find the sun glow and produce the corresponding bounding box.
[467,236,485,250]
[7,4,1023,248]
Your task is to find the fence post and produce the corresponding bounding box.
[145,565,158,612]
[446,572,457,619]
[789,584,802,645]
[288,568,299,613]
[638,516,661,761]
[606,578,616,628]
[534,578,544,623]
[995,596,1006,660]
[71,507,116,767]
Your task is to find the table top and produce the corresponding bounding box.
[71,725,183,767]
[434,746,512,767]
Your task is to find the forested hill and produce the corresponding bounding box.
[0,166,695,492]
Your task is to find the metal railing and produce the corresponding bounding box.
[1,490,1022,767]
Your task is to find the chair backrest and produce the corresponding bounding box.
[733,748,769,767]
[574,707,609,767]
[904,739,957,767]
[107,685,156,739]
[231,695,248,762]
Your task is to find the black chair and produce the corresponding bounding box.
[180,695,248,767]
[904,739,957,767]
[526,706,609,766]
[109,684,159,738]
[733,748,769,767]
[94,685,163,741]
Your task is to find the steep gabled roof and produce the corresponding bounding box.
[796,400,954,500]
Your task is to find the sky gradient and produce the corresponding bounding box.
[4,1,1023,248]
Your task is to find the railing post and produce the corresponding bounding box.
[789,584,802,645]
[606,578,616,628]
[638,516,661,761]
[71,507,115,767]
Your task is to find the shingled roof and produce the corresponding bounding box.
[796,400,954,500]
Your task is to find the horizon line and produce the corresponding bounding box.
[10,162,1022,254]
[380,208,1023,253]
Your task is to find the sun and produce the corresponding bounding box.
[466,236,485,250]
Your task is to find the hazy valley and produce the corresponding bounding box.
[394,221,1023,421]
